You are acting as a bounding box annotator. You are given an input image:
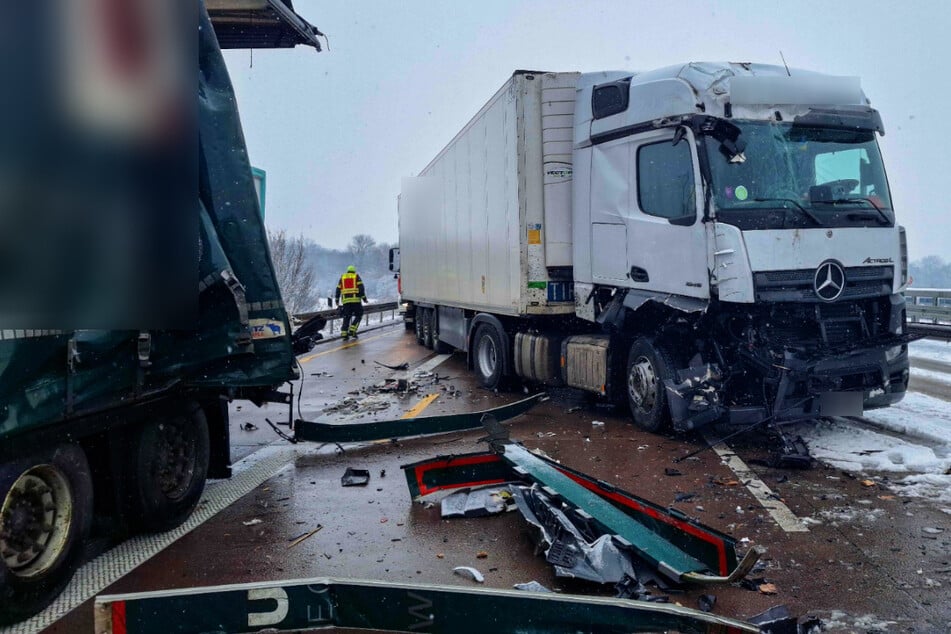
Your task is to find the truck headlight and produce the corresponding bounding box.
[885,345,904,362]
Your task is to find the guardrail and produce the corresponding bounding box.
[294,292,951,340]
[294,301,401,335]
[906,288,951,340]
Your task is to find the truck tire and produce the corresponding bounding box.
[421,309,435,349]
[626,338,676,432]
[414,310,425,345]
[0,444,93,625]
[123,401,210,533]
[473,323,505,389]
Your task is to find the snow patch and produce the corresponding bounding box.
[909,338,951,364]
[795,418,950,473]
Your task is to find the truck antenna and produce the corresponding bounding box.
[779,50,791,76]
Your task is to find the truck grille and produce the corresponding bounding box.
[754,266,892,303]
[761,299,887,350]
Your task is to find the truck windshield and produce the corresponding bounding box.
[705,121,894,229]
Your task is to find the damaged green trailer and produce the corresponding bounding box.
[0,1,322,623]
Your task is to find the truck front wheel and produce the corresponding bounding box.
[626,338,676,432]
[123,401,210,533]
[0,444,93,624]
[473,324,505,389]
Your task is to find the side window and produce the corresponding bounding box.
[636,140,696,220]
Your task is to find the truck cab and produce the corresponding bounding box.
[571,63,909,429]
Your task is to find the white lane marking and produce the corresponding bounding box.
[392,353,452,380]
[7,443,314,633]
[702,431,809,533]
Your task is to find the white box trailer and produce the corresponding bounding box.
[396,63,912,449]
[400,71,579,319]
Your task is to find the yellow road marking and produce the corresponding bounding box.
[298,330,394,363]
[401,393,440,419]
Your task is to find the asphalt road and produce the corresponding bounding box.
[25,326,951,633]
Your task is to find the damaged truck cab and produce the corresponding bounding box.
[398,62,910,435]
[571,63,909,430]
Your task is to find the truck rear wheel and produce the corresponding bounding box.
[473,324,505,389]
[123,401,210,533]
[421,309,435,349]
[626,338,676,432]
[414,310,425,345]
[0,444,93,625]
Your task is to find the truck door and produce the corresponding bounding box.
[624,129,708,298]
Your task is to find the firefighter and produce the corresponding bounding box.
[335,265,368,340]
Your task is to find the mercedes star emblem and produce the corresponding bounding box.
[814,261,846,301]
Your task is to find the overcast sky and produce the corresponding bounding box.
[223,0,948,260]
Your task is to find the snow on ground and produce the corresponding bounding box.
[908,338,951,365]
[794,391,951,510]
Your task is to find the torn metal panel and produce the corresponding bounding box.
[293,393,545,444]
[513,485,637,584]
[441,485,515,518]
[500,443,709,582]
[402,449,753,583]
[94,576,760,634]
[622,288,709,314]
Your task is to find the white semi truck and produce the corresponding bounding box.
[394,63,911,434]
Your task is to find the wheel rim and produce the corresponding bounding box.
[477,334,498,379]
[628,355,658,411]
[153,421,198,501]
[0,465,73,578]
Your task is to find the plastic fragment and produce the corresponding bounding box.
[452,566,485,583]
[513,581,552,593]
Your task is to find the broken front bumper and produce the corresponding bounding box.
[667,341,911,429]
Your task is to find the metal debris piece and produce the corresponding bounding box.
[514,485,637,584]
[512,581,551,593]
[242,518,263,526]
[452,566,485,583]
[341,468,370,487]
[240,422,258,431]
[748,604,799,633]
[95,576,760,633]
[287,526,323,549]
[295,393,545,443]
[403,446,761,587]
[441,485,516,518]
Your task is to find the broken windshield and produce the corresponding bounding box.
[705,121,894,229]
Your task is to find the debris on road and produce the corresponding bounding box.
[240,422,258,431]
[403,431,761,589]
[452,566,485,583]
[374,360,410,371]
[513,581,552,593]
[96,576,761,633]
[441,485,516,518]
[242,518,263,526]
[341,467,371,487]
[698,594,716,612]
[287,525,323,549]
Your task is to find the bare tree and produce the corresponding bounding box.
[348,234,377,273]
[268,230,319,315]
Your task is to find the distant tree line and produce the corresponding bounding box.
[909,256,951,289]
[268,232,397,314]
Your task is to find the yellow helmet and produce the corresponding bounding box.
[347,265,356,273]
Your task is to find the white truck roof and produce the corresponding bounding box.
[575,62,869,146]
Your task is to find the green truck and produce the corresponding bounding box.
[0,1,322,623]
